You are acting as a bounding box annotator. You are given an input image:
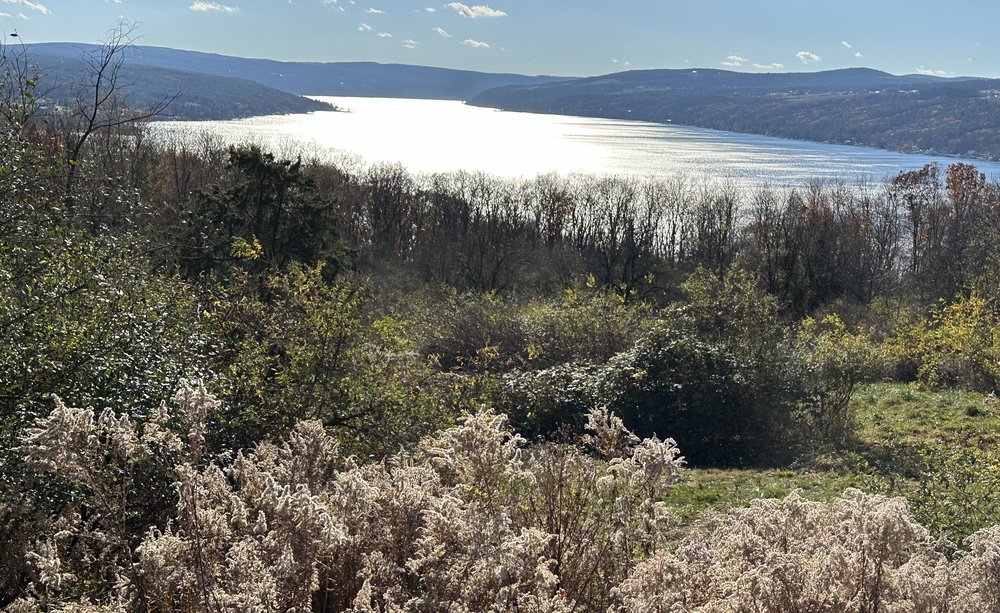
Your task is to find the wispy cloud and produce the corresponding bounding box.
[190,1,238,12]
[917,66,953,77]
[841,41,863,59]
[796,50,821,63]
[364,7,383,14]
[433,26,451,38]
[461,38,490,48]
[1,0,49,15]
[424,7,435,11]
[376,31,392,38]
[358,22,372,31]
[447,2,505,18]
[721,54,748,68]
[402,39,418,49]
[754,62,784,70]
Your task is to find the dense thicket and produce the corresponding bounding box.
[3,42,1000,610]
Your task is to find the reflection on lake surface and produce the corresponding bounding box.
[152,96,1000,186]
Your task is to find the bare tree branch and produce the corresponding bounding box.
[64,20,177,212]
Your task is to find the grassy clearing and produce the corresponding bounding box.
[663,382,1000,541]
[851,383,1000,448]
[663,468,860,523]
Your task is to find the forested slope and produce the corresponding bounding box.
[29,42,572,101]
[470,68,1000,159]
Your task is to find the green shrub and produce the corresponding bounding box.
[503,266,808,466]
[794,314,886,443]
[890,294,1000,390]
[411,289,529,372]
[520,281,651,368]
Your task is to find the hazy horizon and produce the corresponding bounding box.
[5,1,1000,80]
[24,40,1000,82]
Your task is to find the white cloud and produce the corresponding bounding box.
[448,2,505,18]
[917,66,953,77]
[190,1,238,12]
[424,7,435,11]
[754,62,784,70]
[461,38,490,48]
[364,7,383,13]
[1,0,49,15]
[721,54,748,67]
[402,39,418,48]
[796,50,821,63]
[358,22,372,31]
[376,31,391,38]
[841,40,852,49]
[854,51,863,59]
[433,26,451,38]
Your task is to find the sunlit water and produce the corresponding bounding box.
[152,96,1000,186]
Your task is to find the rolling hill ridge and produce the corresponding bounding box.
[469,68,1000,160]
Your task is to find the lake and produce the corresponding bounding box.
[152,96,1000,186]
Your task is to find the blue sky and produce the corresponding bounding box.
[4,0,999,78]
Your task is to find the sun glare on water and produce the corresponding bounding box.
[153,96,1000,185]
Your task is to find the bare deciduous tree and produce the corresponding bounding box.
[61,21,176,214]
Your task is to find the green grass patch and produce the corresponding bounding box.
[851,383,1000,449]
[663,468,861,524]
[664,382,1000,543]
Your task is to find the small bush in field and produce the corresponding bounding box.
[794,314,886,443]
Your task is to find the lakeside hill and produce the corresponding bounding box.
[468,67,1000,160]
[24,49,333,120]
[28,43,571,102]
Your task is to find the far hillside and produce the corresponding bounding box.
[24,49,333,120]
[28,43,573,101]
[469,67,1000,160]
